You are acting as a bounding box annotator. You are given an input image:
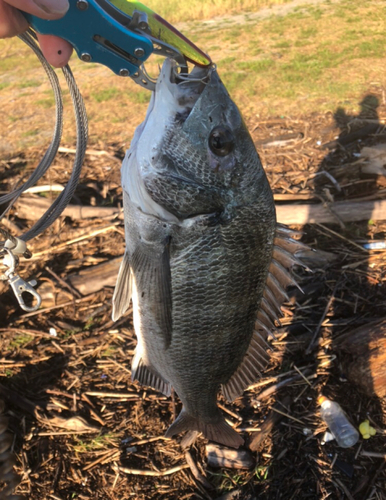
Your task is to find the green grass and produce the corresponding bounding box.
[131,90,151,104]
[91,87,120,103]
[73,433,118,453]
[18,79,41,89]
[101,346,117,357]
[9,333,33,350]
[21,129,39,138]
[255,464,271,481]
[211,0,386,114]
[0,55,40,72]
[36,97,55,108]
[238,58,275,72]
[1,0,386,151]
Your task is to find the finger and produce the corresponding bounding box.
[36,33,73,67]
[3,0,69,20]
[0,1,28,37]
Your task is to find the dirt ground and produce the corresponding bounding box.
[1,11,386,499]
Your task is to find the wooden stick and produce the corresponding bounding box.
[20,295,92,318]
[315,222,368,252]
[45,266,82,299]
[249,396,291,452]
[293,365,313,386]
[114,463,190,477]
[67,258,121,295]
[34,430,97,436]
[306,280,339,354]
[31,223,120,258]
[275,199,386,224]
[332,478,355,500]
[185,451,213,490]
[270,406,304,425]
[361,451,386,459]
[256,372,316,401]
[58,146,120,161]
[25,184,64,194]
[16,197,386,224]
[16,198,123,221]
[84,392,139,398]
[83,450,119,471]
[129,436,167,446]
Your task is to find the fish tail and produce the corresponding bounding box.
[165,407,244,448]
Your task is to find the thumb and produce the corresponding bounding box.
[3,0,69,19]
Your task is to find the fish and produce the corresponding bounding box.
[112,59,307,448]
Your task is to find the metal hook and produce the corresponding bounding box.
[2,248,42,312]
[7,274,42,312]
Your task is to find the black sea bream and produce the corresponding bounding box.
[113,59,306,448]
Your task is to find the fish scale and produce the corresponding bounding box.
[113,59,307,448]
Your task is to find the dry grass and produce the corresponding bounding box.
[1,0,385,155]
[1,104,386,499]
[144,0,292,23]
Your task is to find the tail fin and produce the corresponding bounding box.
[165,407,243,449]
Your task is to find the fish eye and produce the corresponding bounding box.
[208,126,235,157]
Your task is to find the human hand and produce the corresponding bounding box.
[0,0,73,67]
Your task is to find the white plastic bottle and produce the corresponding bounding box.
[319,396,359,448]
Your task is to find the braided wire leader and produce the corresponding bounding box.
[0,29,88,311]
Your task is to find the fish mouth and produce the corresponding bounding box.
[169,59,212,87]
[156,59,214,124]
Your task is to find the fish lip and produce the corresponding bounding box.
[154,58,214,121]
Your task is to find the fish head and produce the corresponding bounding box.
[124,59,273,219]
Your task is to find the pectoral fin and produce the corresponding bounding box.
[112,251,132,321]
[131,237,172,348]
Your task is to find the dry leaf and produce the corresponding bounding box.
[360,145,386,176]
[38,414,98,432]
[206,444,254,469]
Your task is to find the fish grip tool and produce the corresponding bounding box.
[23,0,211,90]
[0,29,88,312]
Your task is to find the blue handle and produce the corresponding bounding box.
[23,0,154,76]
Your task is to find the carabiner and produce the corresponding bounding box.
[2,249,42,312]
[7,274,42,313]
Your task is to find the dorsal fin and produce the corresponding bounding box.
[260,297,283,323]
[269,259,303,293]
[221,329,270,401]
[222,223,308,402]
[273,246,311,271]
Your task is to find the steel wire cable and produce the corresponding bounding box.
[0,29,88,243]
[0,30,63,208]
